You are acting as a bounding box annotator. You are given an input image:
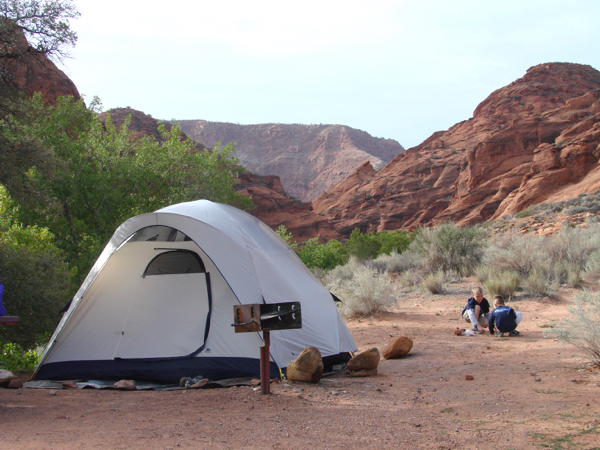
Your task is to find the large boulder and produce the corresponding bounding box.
[0,369,16,387]
[286,346,324,382]
[382,336,413,359]
[347,348,380,371]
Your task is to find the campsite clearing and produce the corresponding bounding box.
[2,278,600,449]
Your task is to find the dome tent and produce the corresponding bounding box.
[34,200,356,383]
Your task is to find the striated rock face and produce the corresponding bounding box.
[177,121,404,202]
[102,108,338,242]
[0,27,80,104]
[313,63,600,234]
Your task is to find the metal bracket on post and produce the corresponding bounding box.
[232,302,302,395]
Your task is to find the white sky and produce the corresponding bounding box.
[61,0,600,148]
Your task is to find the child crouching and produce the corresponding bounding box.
[489,295,523,337]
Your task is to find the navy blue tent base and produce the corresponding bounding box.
[34,357,279,384]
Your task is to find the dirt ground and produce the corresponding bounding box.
[1,279,599,450]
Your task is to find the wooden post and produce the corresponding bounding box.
[260,330,270,395]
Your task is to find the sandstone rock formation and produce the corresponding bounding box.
[0,27,80,104]
[313,63,600,234]
[178,121,405,202]
[101,109,338,242]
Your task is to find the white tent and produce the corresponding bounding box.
[34,200,356,383]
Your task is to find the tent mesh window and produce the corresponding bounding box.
[143,250,206,276]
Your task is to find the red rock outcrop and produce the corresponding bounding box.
[178,121,404,202]
[0,26,80,103]
[313,63,600,234]
[102,108,338,241]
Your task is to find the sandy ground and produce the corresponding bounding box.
[1,279,599,450]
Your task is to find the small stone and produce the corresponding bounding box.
[49,390,57,396]
[465,375,474,381]
[7,378,24,389]
[534,378,542,382]
[114,379,136,390]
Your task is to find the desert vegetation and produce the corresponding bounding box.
[277,215,600,368]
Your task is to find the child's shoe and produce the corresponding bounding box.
[472,325,484,334]
[509,329,520,336]
[494,330,503,337]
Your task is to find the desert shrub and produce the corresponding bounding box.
[0,342,41,372]
[564,205,588,215]
[483,232,547,276]
[547,226,600,270]
[322,261,396,318]
[367,250,422,274]
[522,267,558,297]
[422,271,445,294]
[483,270,521,299]
[398,268,424,290]
[297,237,348,270]
[321,257,364,286]
[547,290,600,367]
[474,265,490,284]
[409,223,486,276]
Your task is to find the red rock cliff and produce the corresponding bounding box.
[312,63,600,234]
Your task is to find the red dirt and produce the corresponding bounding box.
[2,280,599,449]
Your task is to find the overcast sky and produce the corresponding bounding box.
[62,0,600,149]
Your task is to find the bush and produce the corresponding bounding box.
[367,250,422,274]
[547,290,600,367]
[409,223,486,276]
[297,237,348,270]
[422,271,445,294]
[322,260,397,318]
[0,219,74,348]
[346,229,381,261]
[377,230,412,255]
[0,342,41,372]
[522,267,557,297]
[483,232,547,276]
[483,270,521,300]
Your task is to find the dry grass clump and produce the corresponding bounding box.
[421,271,446,294]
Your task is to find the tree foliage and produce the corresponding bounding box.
[0,0,79,61]
[0,186,74,347]
[6,95,252,279]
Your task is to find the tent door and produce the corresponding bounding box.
[112,273,211,359]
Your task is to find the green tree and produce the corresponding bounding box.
[377,230,412,255]
[8,95,252,279]
[0,186,74,348]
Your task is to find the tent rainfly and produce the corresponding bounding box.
[34,200,356,383]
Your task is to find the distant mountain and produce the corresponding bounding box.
[177,121,405,202]
[312,63,600,234]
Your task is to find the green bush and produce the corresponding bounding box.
[0,218,74,348]
[297,237,348,270]
[0,342,41,372]
[409,223,486,275]
[547,290,600,367]
[346,229,381,261]
[377,230,412,255]
[522,267,557,297]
